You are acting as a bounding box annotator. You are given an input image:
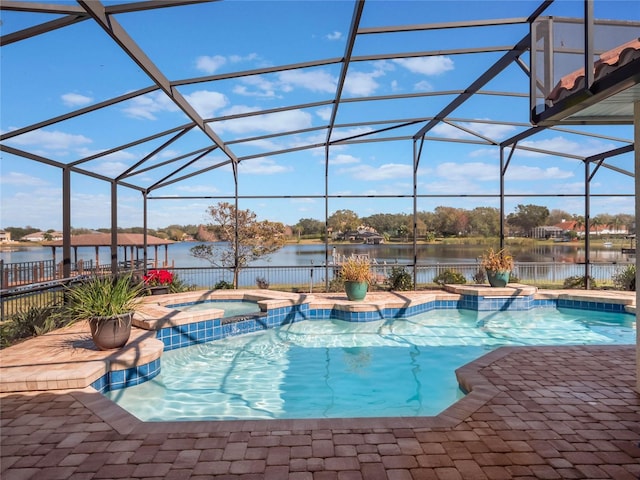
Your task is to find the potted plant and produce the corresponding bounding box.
[64,274,143,350]
[143,269,174,295]
[340,256,373,301]
[480,248,514,287]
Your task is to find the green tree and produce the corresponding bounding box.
[468,207,500,237]
[190,202,287,287]
[589,216,603,236]
[4,226,39,241]
[295,218,324,237]
[572,214,585,236]
[361,213,409,237]
[434,206,469,236]
[328,209,360,234]
[417,211,437,237]
[506,204,549,235]
[164,225,186,241]
[614,213,635,233]
[547,209,573,225]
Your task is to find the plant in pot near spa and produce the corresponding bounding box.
[480,248,514,288]
[64,274,143,350]
[340,256,373,301]
[143,269,174,295]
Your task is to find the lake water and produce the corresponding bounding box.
[0,241,632,267]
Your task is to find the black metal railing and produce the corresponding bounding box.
[1,261,633,322]
[0,259,104,288]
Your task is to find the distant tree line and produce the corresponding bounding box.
[3,204,635,242]
[293,205,635,241]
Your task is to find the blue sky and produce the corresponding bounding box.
[1,0,637,231]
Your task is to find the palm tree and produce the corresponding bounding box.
[590,217,603,236]
[572,215,585,237]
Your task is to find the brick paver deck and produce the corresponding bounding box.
[2,344,639,479]
[1,290,639,479]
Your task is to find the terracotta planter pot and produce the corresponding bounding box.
[344,281,369,301]
[487,270,510,288]
[88,312,133,350]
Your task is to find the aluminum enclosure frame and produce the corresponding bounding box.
[0,0,635,288]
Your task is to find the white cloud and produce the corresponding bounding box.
[175,184,220,193]
[361,182,414,196]
[121,88,228,121]
[229,53,258,63]
[233,85,276,98]
[92,161,132,177]
[195,55,227,74]
[414,80,433,91]
[61,92,93,107]
[7,129,92,152]
[518,136,617,158]
[434,161,574,182]
[233,75,278,98]
[1,190,62,229]
[330,154,360,165]
[216,109,312,134]
[122,91,179,120]
[339,163,412,181]
[278,69,337,93]
[344,71,380,96]
[238,158,291,174]
[506,165,574,180]
[469,148,499,159]
[75,147,137,162]
[421,178,490,195]
[431,123,475,139]
[326,31,342,40]
[436,162,499,181]
[432,120,516,141]
[238,139,281,152]
[552,181,587,194]
[0,171,49,186]
[393,56,454,75]
[316,107,332,121]
[184,90,229,118]
[330,127,374,142]
[159,149,180,159]
[473,122,517,139]
[343,67,388,97]
[196,53,259,74]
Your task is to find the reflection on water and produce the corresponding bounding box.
[0,242,632,266]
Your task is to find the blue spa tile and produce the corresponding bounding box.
[110,370,124,385]
[92,358,161,393]
[91,375,108,394]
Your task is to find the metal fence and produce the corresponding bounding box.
[1,278,71,321]
[1,261,633,321]
[0,259,111,288]
[164,261,632,290]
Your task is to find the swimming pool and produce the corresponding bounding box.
[106,307,635,421]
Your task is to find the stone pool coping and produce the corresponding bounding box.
[0,286,635,394]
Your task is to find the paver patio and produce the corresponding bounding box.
[1,291,639,479]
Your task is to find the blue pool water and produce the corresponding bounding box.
[105,308,635,421]
[172,300,261,316]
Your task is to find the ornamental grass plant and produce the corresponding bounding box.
[481,248,514,273]
[64,273,143,321]
[340,256,373,283]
